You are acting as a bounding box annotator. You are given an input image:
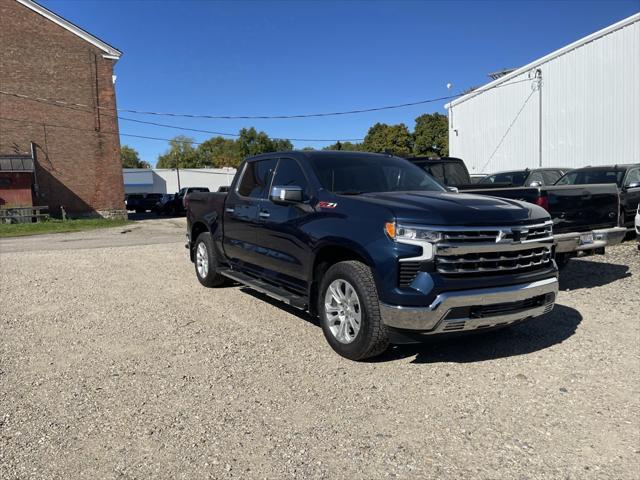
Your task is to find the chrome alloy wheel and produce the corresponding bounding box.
[196,242,209,278]
[324,279,362,344]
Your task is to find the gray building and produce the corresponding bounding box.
[446,13,640,175]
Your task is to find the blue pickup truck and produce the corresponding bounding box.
[186,151,559,360]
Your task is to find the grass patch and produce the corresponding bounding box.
[0,218,130,238]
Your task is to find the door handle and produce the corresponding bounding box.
[225,207,235,213]
[258,210,270,219]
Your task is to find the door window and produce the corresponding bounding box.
[541,170,562,185]
[624,168,640,187]
[271,158,309,200]
[237,159,277,198]
[527,172,545,185]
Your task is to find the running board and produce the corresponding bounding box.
[219,269,308,310]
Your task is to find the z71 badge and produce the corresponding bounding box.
[317,201,338,209]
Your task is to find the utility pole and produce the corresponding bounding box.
[536,69,543,168]
[176,166,181,191]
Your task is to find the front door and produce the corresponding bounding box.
[222,158,277,268]
[622,167,640,227]
[254,157,314,291]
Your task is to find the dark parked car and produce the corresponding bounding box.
[125,193,163,213]
[406,157,626,266]
[555,164,640,230]
[154,194,176,215]
[480,168,570,187]
[186,151,558,360]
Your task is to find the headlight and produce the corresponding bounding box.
[385,222,442,243]
[385,222,442,262]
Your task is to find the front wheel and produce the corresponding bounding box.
[318,261,389,360]
[194,232,228,287]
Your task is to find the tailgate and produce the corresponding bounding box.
[544,184,619,233]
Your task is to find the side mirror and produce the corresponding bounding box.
[529,181,542,187]
[446,186,459,193]
[270,185,303,204]
[626,181,640,189]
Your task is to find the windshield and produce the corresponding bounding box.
[480,171,528,186]
[310,155,445,194]
[555,169,624,186]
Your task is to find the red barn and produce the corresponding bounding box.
[0,0,126,218]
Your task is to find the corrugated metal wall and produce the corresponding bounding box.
[447,16,639,174]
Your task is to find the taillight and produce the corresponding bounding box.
[535,195,549,211]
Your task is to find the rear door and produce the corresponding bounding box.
[253,157,314,291]
[222,158,277,268]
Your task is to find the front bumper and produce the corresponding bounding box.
[380,277,558,333]
[554,226,627,254]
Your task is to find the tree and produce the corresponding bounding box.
[323,141,362,151]
[121,145,150,168]
[197,136,241,168]
[156,136,201,168]
[413,113,449,157]
[362,123,413,156]
[236,127,293,159]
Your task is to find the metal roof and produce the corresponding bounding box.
[446,12,640,108]
[0,155,34,172]
[15,0,122,58]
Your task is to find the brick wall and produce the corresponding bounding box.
[0,0,125,218]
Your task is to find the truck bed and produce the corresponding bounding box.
[464,184,621,234]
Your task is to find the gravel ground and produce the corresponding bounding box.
[1,222,638,479]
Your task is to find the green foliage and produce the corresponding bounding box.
[237,127,293,159]
[323,141,363,151]
[156,136,201,168]
[362,123,413,156]
[149,112,449,168]
[197,137,240,168]
[413,113,449,157]
[155,129,293,168]
[121,145,150,168]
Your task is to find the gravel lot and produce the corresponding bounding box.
[1,219,638,479]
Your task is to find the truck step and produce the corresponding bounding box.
[219,269,308,310]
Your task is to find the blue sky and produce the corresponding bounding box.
[40,0,640,165]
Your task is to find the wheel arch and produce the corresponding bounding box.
[190,221,210,261]
[309,242,375,316]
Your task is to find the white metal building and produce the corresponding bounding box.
[446,13,640,174]
[123,168,237,194]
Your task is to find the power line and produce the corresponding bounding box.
[0,90,363,142]
[0,78,531,121]
[0,115,205,146]
[117,116,364,142]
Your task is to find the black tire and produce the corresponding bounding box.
[555,253,571,269]
[317,261,389,360]
[194,232,228,288]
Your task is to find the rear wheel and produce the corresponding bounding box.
[318,261,389,360]
[194,232,228,287]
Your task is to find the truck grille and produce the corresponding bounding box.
[435,222,554,277]
[437,247,552,275]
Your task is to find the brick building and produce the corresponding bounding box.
[0,0,126,218]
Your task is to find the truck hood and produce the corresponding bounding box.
[353,191,548,226]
